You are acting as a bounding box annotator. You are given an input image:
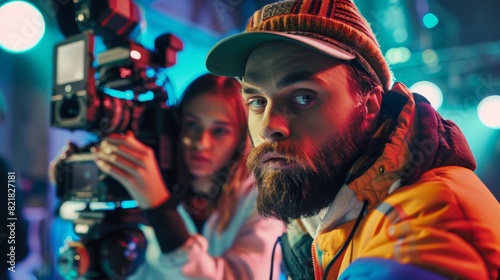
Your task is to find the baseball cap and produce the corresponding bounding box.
[206,0,392,91]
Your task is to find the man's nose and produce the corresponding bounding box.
[260,106,290,141]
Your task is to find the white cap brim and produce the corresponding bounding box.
[206,31,356,77]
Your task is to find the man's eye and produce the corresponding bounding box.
[292,94,314,105]
[247,98,267,109]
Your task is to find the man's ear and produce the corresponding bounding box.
[363,85,383,132]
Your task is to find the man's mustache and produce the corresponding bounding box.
[246,141,316,172]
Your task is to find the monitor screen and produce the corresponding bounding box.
[56,40,85,85]
[70,161,98,194]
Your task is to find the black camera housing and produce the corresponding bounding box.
[50,0,183,278]
[55,151,128,203]
[51,0,183,204]
[53,98,179,204]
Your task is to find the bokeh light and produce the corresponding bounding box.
[0,1,46,53]
[410,81,443,110]
[385,47,412,64]
[422,49,439,67]
[423,12,439,29]
[477,95,500,129]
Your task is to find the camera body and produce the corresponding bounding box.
[55,151,130,203]
[50,0,183,279]
[52,93,179,204]
[51,1,182,204]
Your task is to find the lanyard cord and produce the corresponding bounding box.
[322,199,369,280]
[269,237,281,280]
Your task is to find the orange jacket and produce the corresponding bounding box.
[282,83,500,280]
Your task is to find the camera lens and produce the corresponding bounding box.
[60,95,81,119]
[99,95,132,134]
[100,228,147,278]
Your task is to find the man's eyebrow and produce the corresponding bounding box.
[241,85,258,94]
[242,70,319,94]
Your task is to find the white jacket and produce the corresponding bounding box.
[129,176,284,279]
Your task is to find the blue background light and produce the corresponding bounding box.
[423,12,439,29]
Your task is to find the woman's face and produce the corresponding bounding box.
[181,92,241,179]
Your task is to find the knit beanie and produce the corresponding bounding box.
[206,0,393,91]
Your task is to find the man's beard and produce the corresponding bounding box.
[247,108,371,224]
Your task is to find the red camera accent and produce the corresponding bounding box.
[99,0,140,37]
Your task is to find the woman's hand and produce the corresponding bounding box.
[95,131,171,209]
[48,142,78,186]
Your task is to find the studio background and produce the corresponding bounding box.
[0,0,499,279]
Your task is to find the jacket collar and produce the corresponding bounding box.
[347,82,476,209]
[301,184,364,238]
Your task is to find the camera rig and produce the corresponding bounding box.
[50,0,183,279]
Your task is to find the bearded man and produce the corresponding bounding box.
[206,0,500,279]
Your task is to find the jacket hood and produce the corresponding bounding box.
[346,82,476,209]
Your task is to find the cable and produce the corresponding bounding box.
[322,199,370,280]
[269,237,281,280]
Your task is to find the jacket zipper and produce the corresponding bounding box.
[311,240,323,280]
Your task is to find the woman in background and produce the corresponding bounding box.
[95,73,284,279]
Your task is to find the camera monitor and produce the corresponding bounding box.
[71,160,99,197]
[53,32,94,95]
[57,153,99,202]
[56,40,85,85]
[56,152,132,203]
[51,32,98,130]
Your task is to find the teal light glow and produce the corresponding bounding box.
[146,67,156,78]
[121,200,139,209]
[423,13,439,29]
[86,200,138,210]
[103,88,134,100]
[138,91,155,102]
[89,202,116,211]
[0,1,46,53]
